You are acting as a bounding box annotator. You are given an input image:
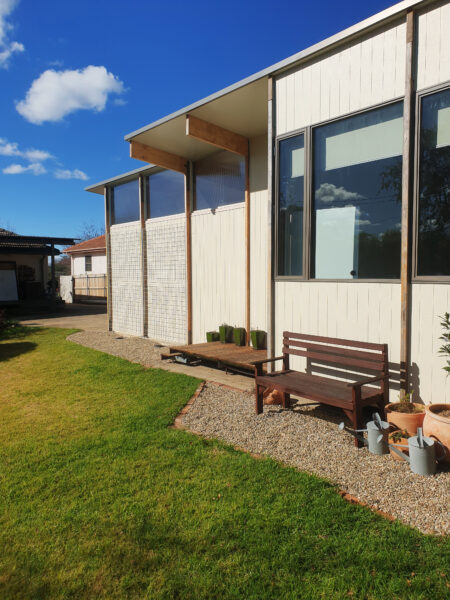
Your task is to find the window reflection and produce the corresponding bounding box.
[111,179,140,225]
[194,150,245,210]
[148,170,185,218]
[312,102,403,279]
[417,88,450,277]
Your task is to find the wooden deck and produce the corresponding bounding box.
[163,341,267,376]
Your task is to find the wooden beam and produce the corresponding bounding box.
[245,147,251,345]
[185,163,193,345]
[186,114,248,157]
[130,140,187,174]
[104,187,113,332]
[139,175,148,338]
[400,10,416,396]
[267,76,275,368]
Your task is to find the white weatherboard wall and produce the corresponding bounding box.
[72,253,106,276]
[416,1,450,92]
[250,135,268,332]
[146,215,187,344]
[191,203,246,343]
[411,285,450,405]
[110,222,143,336]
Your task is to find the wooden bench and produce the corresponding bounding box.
[253,332,389,447]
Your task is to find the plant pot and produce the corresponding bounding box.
[233,327,246,346]
[388,432,410,461]
[219,325,234,344]
[206,331,219,342]
[251,330,266,350]
[385,403,425,436]
[423,404,450,463]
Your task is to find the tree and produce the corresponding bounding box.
[78,222,105,242]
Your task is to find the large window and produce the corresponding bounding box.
[194,150,245,210]
[311,102,403,279]
[147,170,185,218]
[417,88,450,277]
[111,179,140,225]
[277,134,305,276]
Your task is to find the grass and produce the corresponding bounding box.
[0,327,448,600]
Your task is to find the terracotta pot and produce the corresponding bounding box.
[385,403,425,436]
[388,436,409,461]
[263,388,283,406]
[423,404,450,463]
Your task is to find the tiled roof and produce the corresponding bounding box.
[64,234,106,254]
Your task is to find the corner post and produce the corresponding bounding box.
[400,10,416,396]
[185,161,193,345]
[104,186,113,332]
[50,243,56,309]
[267,76,276,367]
[245,141,251,345]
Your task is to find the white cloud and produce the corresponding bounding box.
[315,183,364,204]
[54,168,88,181]
[0,137,53,161]
[0,0,24,68]
[3,162,46,175]
[16,65,125,124]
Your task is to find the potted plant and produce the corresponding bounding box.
[251,329,266,350]
[385,392,425,436]
[206,331,219,342]
[388,428,410,461]
[233,327,246,346]
[219,323,234,344]
[423,313,450,463]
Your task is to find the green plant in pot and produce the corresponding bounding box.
[251,329,266,350]
[219,323,234,344]
[423,312,450,463]
[233,327,246,346]
[206,331,219,342]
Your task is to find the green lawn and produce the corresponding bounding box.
[0,327,448,599]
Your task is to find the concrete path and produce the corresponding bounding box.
[19,303,108,331]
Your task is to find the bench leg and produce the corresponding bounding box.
[351,404,363,448]
[255,384,264,414]
[282,392,291,409]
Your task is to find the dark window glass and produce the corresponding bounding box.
[194,150,245,210]
[312,102,403,279]
[111,179,139,224]
[277,134,304,276]
[85,256,92,272]
[148,170,185,218]
[417,88,450,277]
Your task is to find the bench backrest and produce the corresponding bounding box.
[282,331,388,375]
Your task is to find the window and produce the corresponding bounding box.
[111,179,139,224]
[147,170,185,218]
[85,256,92,272]
[416,88,450,277]
[277,134,305,276]
[194,150,245,210]
[311,102,403,279]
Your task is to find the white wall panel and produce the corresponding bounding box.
[411,284,450,405]
[417,1,450,91]
[274,281,401,400]
[146,215,187,344]
[72,253,106,276]
[191,204,245,343]
[276,20,406,135]
[110,222,143,337]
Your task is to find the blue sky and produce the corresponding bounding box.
[0,0,396,239]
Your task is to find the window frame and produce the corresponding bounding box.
[274,97,404,283]
[109,178,141,226]
[85,255,92,272]
[412,81,450,283]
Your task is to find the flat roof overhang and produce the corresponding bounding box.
[0,247,62,256]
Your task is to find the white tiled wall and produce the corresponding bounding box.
[146,215,187,344]
[110,222,144,336]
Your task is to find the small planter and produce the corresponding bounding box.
[423,404,450,463]
[206,331,219,342]
[219,324,234,344]
[233,327,246,346]
[251,329,266,350]
[385,402,425,436]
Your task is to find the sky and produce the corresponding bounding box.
[0,0,397,239]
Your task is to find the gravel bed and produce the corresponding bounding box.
[182,383,450,535]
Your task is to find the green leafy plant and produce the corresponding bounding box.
[389,429,410,443]
[438,312,450,375]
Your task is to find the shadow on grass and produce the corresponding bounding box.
[0,341,37,362]
[0,324,40,341]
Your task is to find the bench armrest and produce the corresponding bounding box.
[347,375,386,389]
[252,355,284,377]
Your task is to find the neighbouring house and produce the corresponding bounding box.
[86,0,450,405]
[0,229,75,304]
[61,235,107,303]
